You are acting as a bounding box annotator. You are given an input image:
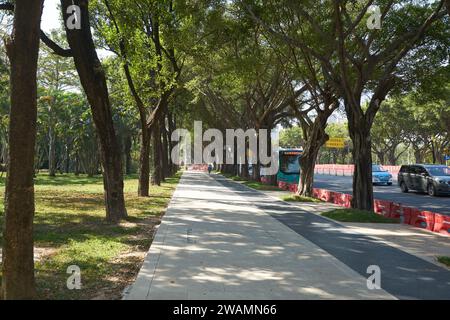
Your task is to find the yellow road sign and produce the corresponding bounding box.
[326,137,345,149]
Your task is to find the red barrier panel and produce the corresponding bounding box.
[331,192,352,207]
[312,188,321,199]
[187,164,208,172]
[433,214,450,236]
[319,189,333,202]
[306,186,447,236]
[332,192,343,205]
[278,181,288,190]
[409,210,435,231]
[345,194,353,208]
[400,207,413,225]
[374,200,392,217]
[315,164,401,176]
[389,203,402,219]
[329,191,340,204]
[261,176,270,184]
[288,183,298,193]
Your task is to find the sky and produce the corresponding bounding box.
[40,0,111,58]
[41,0,61,33]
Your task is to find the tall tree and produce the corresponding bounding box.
[56,0,128,222]
[93,0,181,195]
[0,0,44,299]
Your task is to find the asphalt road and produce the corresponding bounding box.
[313,174,450,215]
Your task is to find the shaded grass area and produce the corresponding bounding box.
[216,171,281,191]
[282,194,323,203]
[437,256,450,267]
[0,172,181,300]
[241,180,281,191]
[321,209,400,223]
[220,172,282,191]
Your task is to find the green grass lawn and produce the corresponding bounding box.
[220,172,282,191]
[0,172,181,300]
[437,256,450,267]
[282,194,323,203]
[241,180,282,191]
[321,208,400,223]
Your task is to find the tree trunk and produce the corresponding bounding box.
[431,141,437,164]
[252,133,261,182]
[167,112,176,175]
[376,151,385,165]
[2,0,44,300]
[161,116,168,181]
[265,127,278,185]
[124,134,132,175]
[241,141,249,179]
[241,163,249,179]
[65,140,71,174]
[74,153,80,176]
[412,146,422,164]
[61,0,127,222]
[165,119,173,176]
[138,128,151,196]
[48,126,56,176]
[151,121,162,186]
[297,116,329,196]
[298,155,316,196]
[298,145,324,196]
[252,162,261,182]
[387,149,397,165]
[350,127,374,211]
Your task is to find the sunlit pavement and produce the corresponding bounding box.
[124,172,450,300]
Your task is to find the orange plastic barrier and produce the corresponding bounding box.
[409,210,435,231]
[288,183,298,193]
[312,188,321,198]
[400,207,413,225]
[187,164,208,172]
[331,192,351,207]
[344,194,353,208]
[315,164,401,176]
[433,214,450,236]
[302,187,447,236]
[332,192,343,205]
[318,189,333,202]
[261,176,270,184]
[389,203,402,219]
[278,181,288,190]
[374,199,392,217]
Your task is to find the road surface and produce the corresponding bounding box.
[126,172,450,300]
[314,174,450,215]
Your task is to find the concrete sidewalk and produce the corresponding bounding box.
[124,172,394,300]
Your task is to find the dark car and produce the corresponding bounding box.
[398,164,450,196]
